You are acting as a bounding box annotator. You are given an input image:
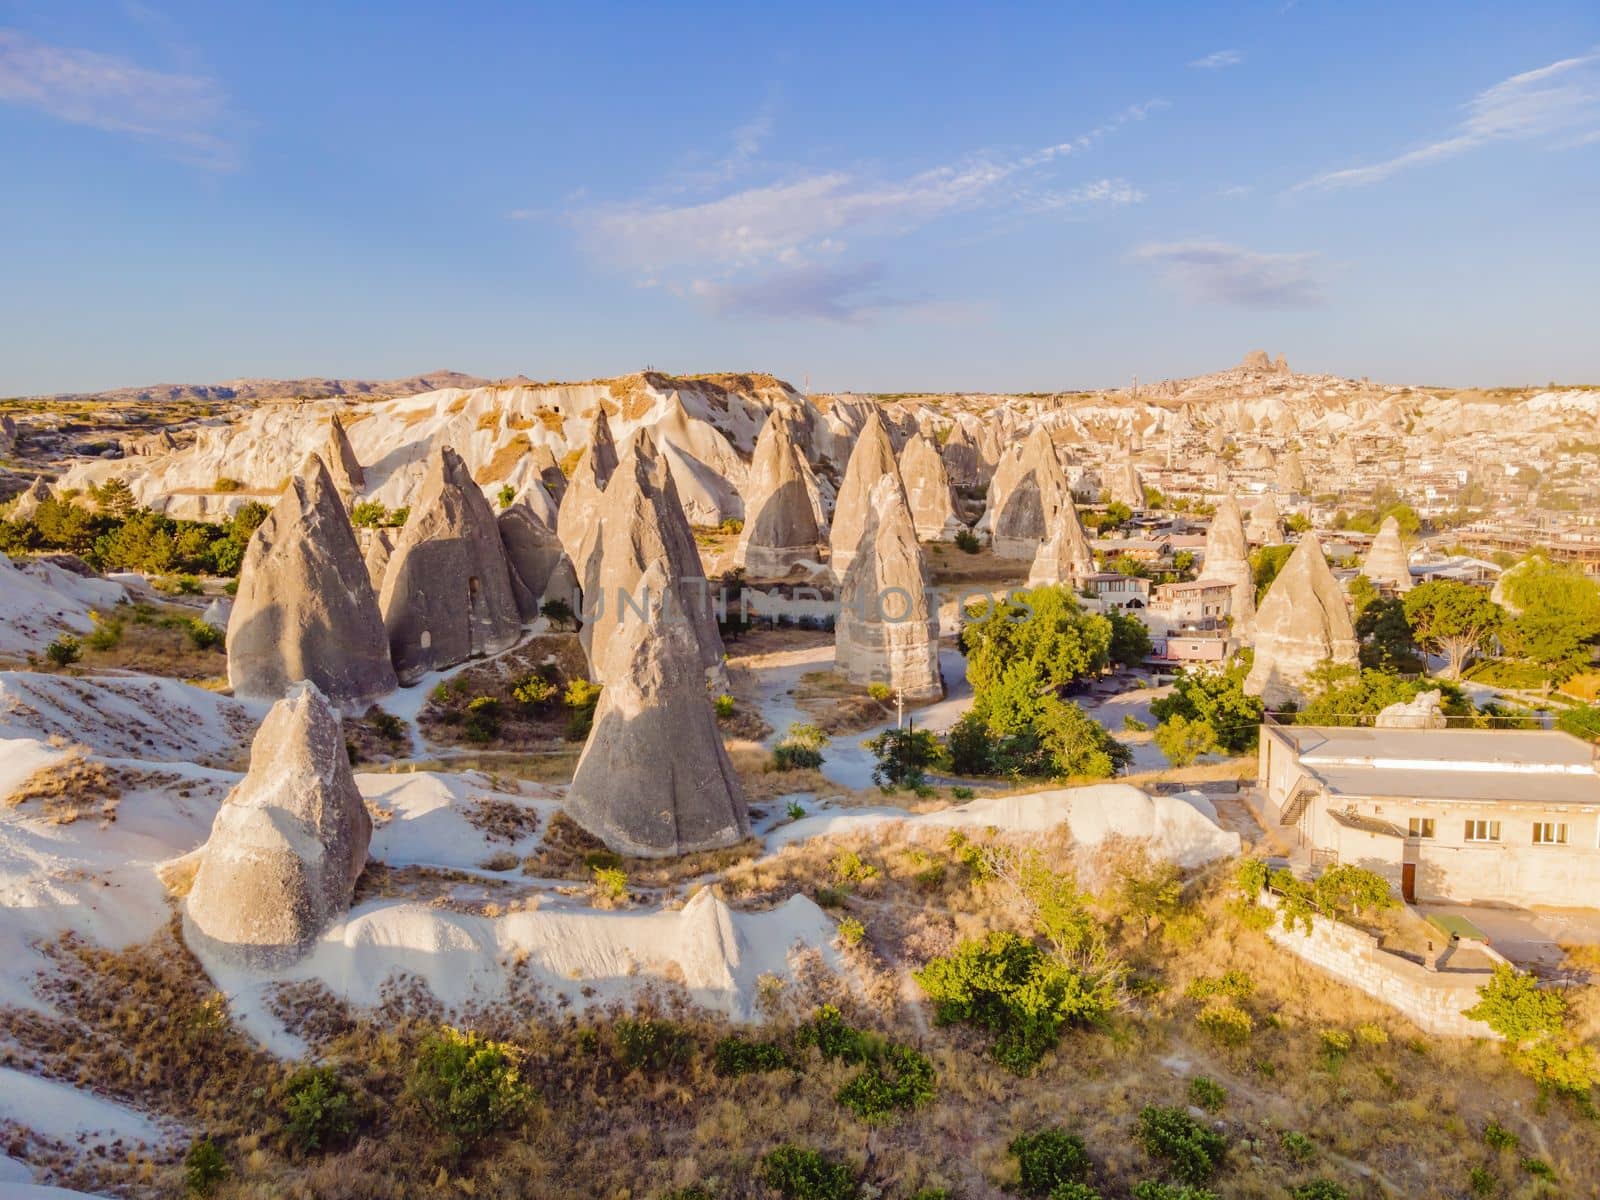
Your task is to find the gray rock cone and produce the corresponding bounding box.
[185,682,372,967]
[898,431,965,541]
[556,406,620,560]
[378,444,522,685]
[1247,493,1285,545]
[575,430,724,689]
[1203,496,1256,633]
[983,427,1069,559]
[1245,532,1358,707]
[1108,459,1144,510]
[734,415,823,577]
[529,443,569,507]
[324,414,366,495]
[1276,451,1307,494]
[941,423,981,488]
[10,476,51,523]
[227,455,397,713]
[564,560,750,857]
[1028,491,1095,588]
[834,475,943,701]
[1362,515,1412,593]
[829,411,903,580]
[498,480,580,621]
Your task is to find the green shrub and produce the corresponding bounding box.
[592,865,627,902]
[1009,1127,1091,1195]
[563,677,602,740]
[830,850,878,883]
[406,1027,532,1151]
[511,672,558,708]
[1131,1185,1218,1200]
[614,1017,693,1073]
[772,742,824,771]
[86,614,123,650]
[1521,1157,1556,1179]
[1482,1120,1519,1150]
[1184,971,1253,1002]
[1123,714,1149,732]
[1187,1076,1226,1112]
[661,1187,715,1200]
[186,618,223,650]
[834,1042,935,1122]
[45,634,82,666]
[712,1035,792,1076]
[350,501,388,528]
[954,528,981,554]
[463,695,501,743]
[183,1137,229,1196]
[1290,1181,1349,1200]
[368,708,406,742]
[759,1145,858,1200]
[213,477,243,492]
[282,1066,356,1153]
[713,692,736,718]
[540,597,575,628]
[867,681,894,702]
[1467,1165,1496,1197]
[1135,1105,1227,1185]
[797,1005,878,1063]
[1279,1130,1316,1164]
[915,931,1115,1075]
[497,484,515,508]
[784,798,807,821]
[837,916,866,948]
[951,785,975,799]
[1194,1002,1252,1046]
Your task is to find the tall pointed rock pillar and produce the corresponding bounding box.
[981,427,1069,559]
[899,431,965,541]
[734,415,823,578]
[834,475,943,701]
[228,454,397,713]
[556,406,619,561]
[378,444,521,684]
[829,410,903,581]
[1245,532,1358,707]
[1362,515,1412,593]
[1028,491,1096,589]
[1203,496,1256,633]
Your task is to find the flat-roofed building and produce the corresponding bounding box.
[1259,724,1600,907]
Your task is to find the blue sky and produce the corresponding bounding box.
[2,1,1598,395]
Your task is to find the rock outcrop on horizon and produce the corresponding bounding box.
[1028,491,1095,588]
[1246,493,1285,545]
[982,427,1069,559]
[1245,532,1358,706]
[498,480,580,621]
[829,411,903,580]
[323,414,366,495]
[556,407,620,560]
[898,431,965,541]
[1362,515,1412,593]
[227,455,398,713]
[564,560,750,857]
[835,475,943,701]
[378,444,521,685]
[575,430,724,688]
[1202,496,1256,632]
[734,415,823,578]
[185,682,372,966]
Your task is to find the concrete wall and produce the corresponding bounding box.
[1259,892,1497,1039]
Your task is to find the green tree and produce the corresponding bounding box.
[1355,596,1420,672]
[1496,556,1600,683]
[1150,659,1263,754]
[1250,544,1295,602]
[94,476,137,517]
[1153,713,1219,767]
[961,587,1113,699]
[1556,704,1600,742]
[1403,580,1502,679]
[1033,696,1132,779]
[1297,668,1468,727]
[1107,609,1152,667]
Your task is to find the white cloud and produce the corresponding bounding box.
[1130,240,1324,308]
[1295,50,1600,191]
[691,262,891,322]
[571,102,1161,277]
[0,28,234,168]
[1190,49,1243,70]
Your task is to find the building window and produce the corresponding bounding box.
[1533,822,1568,846]
[1408,818,1435,839]
[1464,819,1501,842]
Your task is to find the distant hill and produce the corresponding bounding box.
[40,370,491,405]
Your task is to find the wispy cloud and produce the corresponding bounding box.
[0,28,235,168]
[564,101,1162,319]
[1295,50,1600,191]
[1190,49,1243,70]
[1130,240,1324,308]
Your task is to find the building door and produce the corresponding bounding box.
[1401,863,1416,904]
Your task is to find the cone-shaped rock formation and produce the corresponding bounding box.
[1361,515,1412,593]
[829,411,903,580]
[1108,458,1144,510]
[378,444,521,685]
[10,477,51,523]
[834,475,943,700]
[228,455,397,713]
[499,480,580,621]
[185,682,372,966]
[1028,491,1096,589]
[1202,496,1256,632]
[734,415,823,578]
[1245,533,1358,706]
[1276,451,1307,494]
[556,407,619,560]
[982,427,1069,559]
[1247,493,1285,545]
[898,431,965,541]
[565,559,750,857]
[941,423,980,488]
[323,414,365,495]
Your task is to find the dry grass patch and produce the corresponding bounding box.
[472,433,532,485]
[7,748,122,824]
[466,796,542,843]
[519,811,760,889]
